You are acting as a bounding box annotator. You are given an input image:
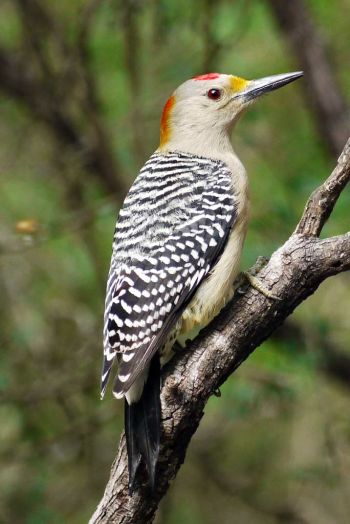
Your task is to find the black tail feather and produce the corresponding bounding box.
[124,401,142,493]
[124,356,161,494]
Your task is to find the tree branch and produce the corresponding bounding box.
[89,138,350,523]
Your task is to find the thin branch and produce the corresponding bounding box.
[89,138,350,523]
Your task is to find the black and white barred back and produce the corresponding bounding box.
[102,151,237,400]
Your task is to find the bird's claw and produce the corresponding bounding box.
[236,256,281,301]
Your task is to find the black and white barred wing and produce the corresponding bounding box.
[102,199,237,399]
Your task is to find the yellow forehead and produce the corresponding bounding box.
[230,75,249,92]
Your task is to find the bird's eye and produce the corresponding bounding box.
[207,88,222,101]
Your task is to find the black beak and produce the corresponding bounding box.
[236,71,303,101]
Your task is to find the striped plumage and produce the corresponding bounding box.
[101,70,303,493]
[102,151,237,401]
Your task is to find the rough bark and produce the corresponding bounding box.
[89,140,350,523]
[267,0,350,158]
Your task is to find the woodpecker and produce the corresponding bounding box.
[101,70,303,493]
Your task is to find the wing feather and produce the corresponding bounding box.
[101,152,237,398]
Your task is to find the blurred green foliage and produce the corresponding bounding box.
[0,1,349,523]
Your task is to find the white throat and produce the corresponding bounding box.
[164,127,233,157]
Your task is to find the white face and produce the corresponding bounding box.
[159,71,303,153]
[172,73,250,131]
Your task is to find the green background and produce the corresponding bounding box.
[0,1,349,522]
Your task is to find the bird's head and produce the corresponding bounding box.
[158,71,303,155]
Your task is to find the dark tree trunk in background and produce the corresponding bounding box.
[267,0,350,158]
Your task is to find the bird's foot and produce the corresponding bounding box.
[236,256,281,301]
[242,271,281,300]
